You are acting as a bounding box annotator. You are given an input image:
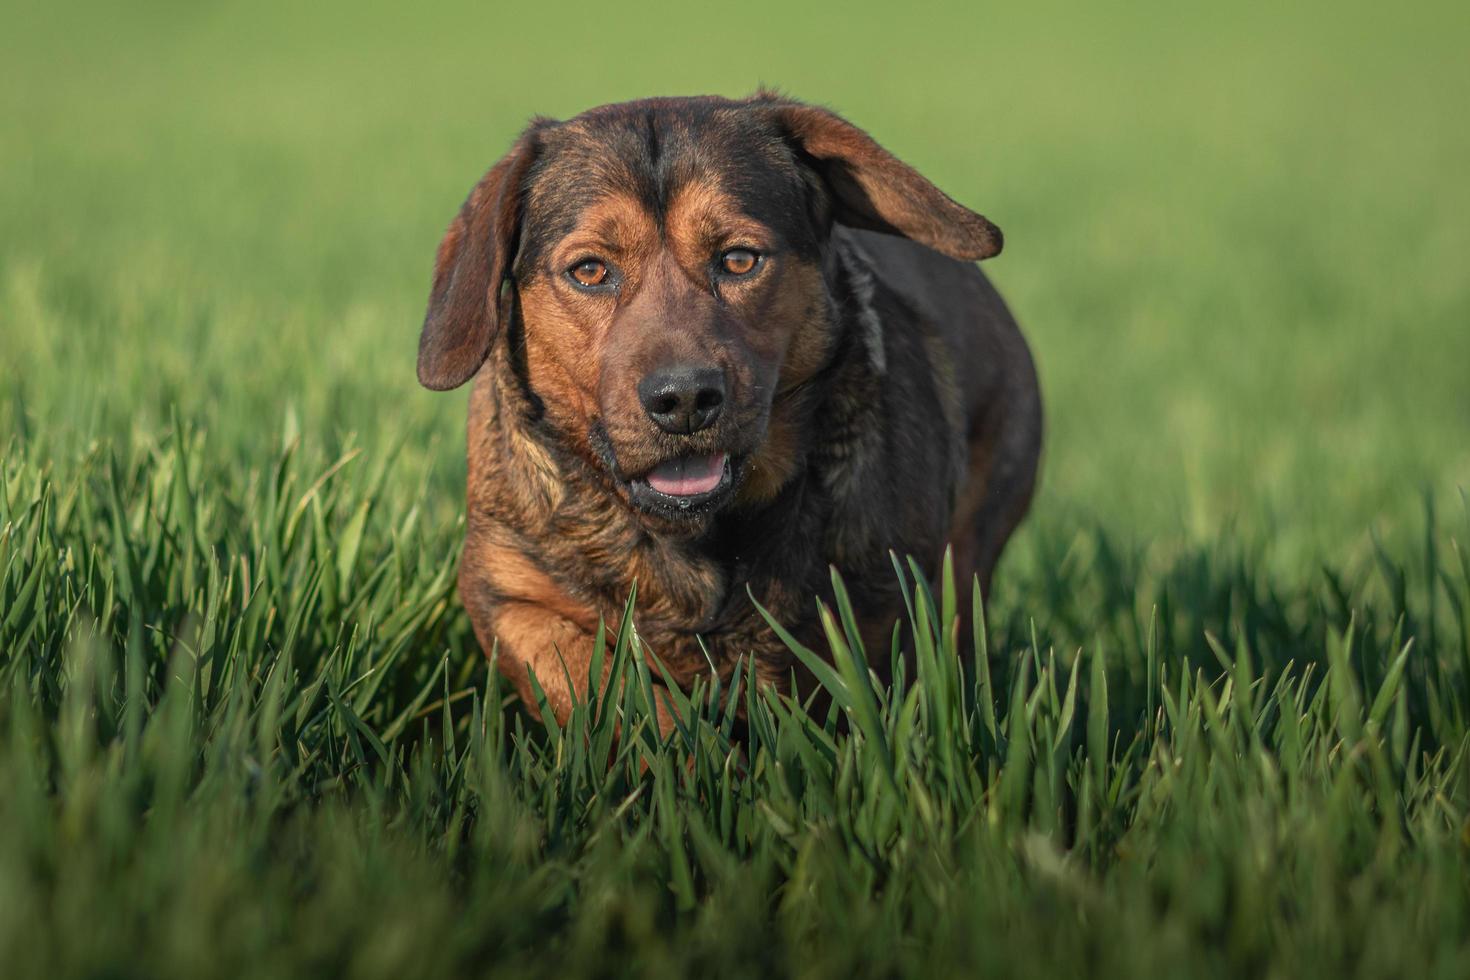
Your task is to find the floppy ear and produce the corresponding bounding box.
[768,102,1002,261]
[417,133,540,391]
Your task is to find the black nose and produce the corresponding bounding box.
[637,366,726,434]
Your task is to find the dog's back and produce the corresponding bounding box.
[842,227,1042,594]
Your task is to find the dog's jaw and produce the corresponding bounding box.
[583,421,755,535]
[627,453,747,527]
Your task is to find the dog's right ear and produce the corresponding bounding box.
[417,129,542,391]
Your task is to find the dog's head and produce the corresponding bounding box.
[417,94,1000,533]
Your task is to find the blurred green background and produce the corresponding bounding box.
[5,3,1470,976]
[3,0,1468,559]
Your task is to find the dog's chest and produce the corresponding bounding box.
[542,484,819,681]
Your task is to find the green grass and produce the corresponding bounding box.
[3,0,1470,976]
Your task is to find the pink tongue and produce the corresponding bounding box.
[646,453,727,497]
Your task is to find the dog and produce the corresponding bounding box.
[416,93,1041,728]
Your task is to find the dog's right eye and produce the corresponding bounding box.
[568,259,609,288]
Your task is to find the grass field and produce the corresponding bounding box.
[4,0,1470,976]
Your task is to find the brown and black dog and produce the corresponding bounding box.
[417,93,1041,727]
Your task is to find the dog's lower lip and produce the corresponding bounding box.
[643,453,729,498]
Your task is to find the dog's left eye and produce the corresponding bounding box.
[568,259,609,287]
[720,249,760,276]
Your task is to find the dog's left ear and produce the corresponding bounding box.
[417,129,542,391]
[766,102,1002,261]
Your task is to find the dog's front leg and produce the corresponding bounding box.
[475,599,597,725]
[470,599,680,737]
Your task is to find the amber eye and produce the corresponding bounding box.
[721,248,760,276]
[569,259,609,287]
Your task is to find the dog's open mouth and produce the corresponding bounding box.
[646,453,728,497]
[628,452,736,515]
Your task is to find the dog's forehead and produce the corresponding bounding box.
[518,99,818,262]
